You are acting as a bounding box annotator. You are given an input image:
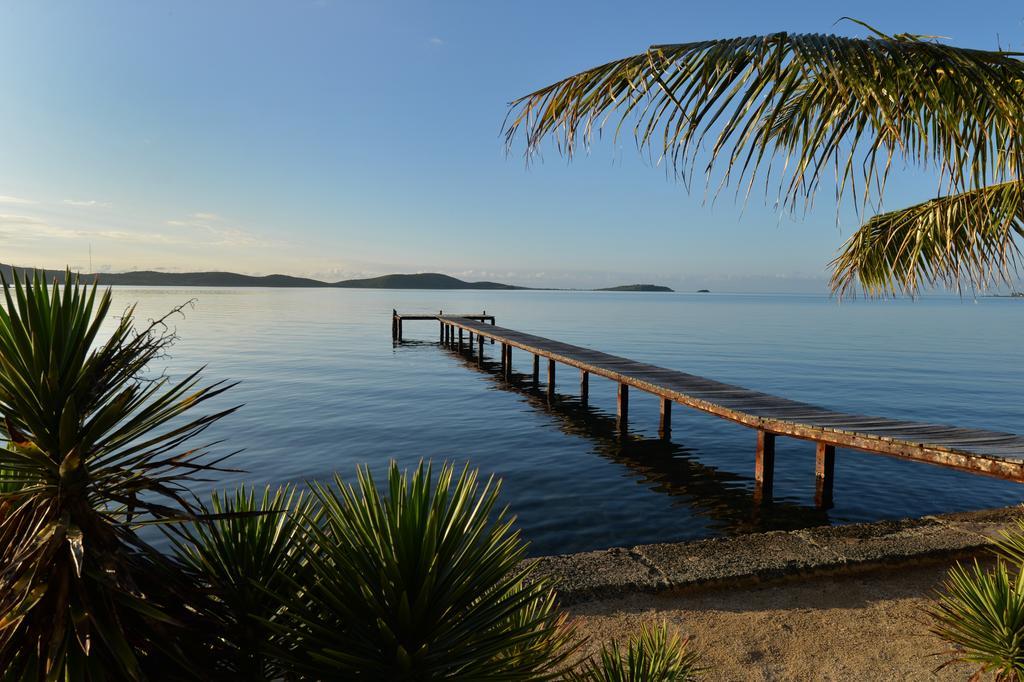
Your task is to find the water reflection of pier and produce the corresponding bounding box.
[439,340,832,536]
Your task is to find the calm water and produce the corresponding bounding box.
[112,288,1024,557]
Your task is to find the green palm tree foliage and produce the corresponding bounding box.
[271,460,577,680]
[569,623,704,682]
[504,24,1024,296]
[169,485,315,681]
[0,271,237,679]
[930,559,1024,681]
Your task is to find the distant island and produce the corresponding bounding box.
[697,289,710,293]
[596,284,674,292]
[0,264,671,292]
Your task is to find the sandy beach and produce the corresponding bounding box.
[568,560,983,681]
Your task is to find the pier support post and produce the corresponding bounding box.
[478,334,484,362]
[392,310,398,340]
[617,383,629,432]
[398,318,403,341]
[754,430,775,503]
[547,359,555,398]
[659,398,672,438]
[532,354,539,385]
[815,443,836,509]
[458,328,464,351]
[580,370,589,405]
[504,345,512,378]
[439,321,444,343]
[500,343,508,375]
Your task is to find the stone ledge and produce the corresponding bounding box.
[526,505,1023,605]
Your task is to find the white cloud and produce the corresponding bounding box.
[429,37,444,46]
[164,211,278,247]
[0,195,37,205]
[62,198,112,208]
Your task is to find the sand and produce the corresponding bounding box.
[567,560,984,681]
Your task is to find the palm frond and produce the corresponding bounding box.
[167,485,314,681]
[506,30,1024,212]
[930,559,1024,680]
[569,622,705,681]
[830,180,1024,296]
[0,270,238,678]
[268,460,578,679]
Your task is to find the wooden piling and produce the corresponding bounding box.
[504,345,512,378]
[659,398,672,438]
[755,431,776,502]
[815,442,836,509]
[532,354,539,385]
[580,370,589,405]
[617,383,629,431]
[419,312,1024,494]
[501,343,508,374]
[458,328,464,351]
[398,318,403,341]
[477,333,484,361]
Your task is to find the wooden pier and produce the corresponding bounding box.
[393,311,1024,505]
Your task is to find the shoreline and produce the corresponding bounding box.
[526,506,1022,604]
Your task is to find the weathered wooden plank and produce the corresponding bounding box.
[432,315,1024,482]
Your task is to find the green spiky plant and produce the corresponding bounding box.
[504,22,1024,297]
[931,521,1024,681]
[569,623,704,682]
[168,485,315,681]
[268,460,578,680]
[0,270,237,679]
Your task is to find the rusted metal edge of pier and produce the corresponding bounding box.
[393,311,1024,506]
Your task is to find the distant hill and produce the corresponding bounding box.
[0,264,668,292]
[0,263,326,287]
[596,284,674,292]
[333,273,525,290]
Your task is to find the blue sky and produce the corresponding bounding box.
[0,1,1020,291]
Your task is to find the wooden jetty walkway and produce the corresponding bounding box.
[393,311,1024,505]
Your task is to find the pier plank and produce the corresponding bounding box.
[421,315,1024,482]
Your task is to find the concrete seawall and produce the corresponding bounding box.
[526,506,1023,605]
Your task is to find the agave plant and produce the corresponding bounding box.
[0,271,237,678]
[270,460,577,680]
[930,521,1024,681]
[569,622,704,682]
[168,485,315,680]
[930,559,1024,681]
[504,22,1024,297]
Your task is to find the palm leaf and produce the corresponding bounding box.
[930,559,1024,680]
[569,622,705,681]
[167,485,314,681]
[0,270,239,678]
[504,27,1024,295]
[267,460,578,680]
[831,180,1024,295]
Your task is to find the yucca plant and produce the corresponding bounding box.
[0,270,237,679]
[504,22,1024,297]
[269,460,578,680]
[569,622,704,681]
[931,559,1024,681]
[168,485,315,681]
